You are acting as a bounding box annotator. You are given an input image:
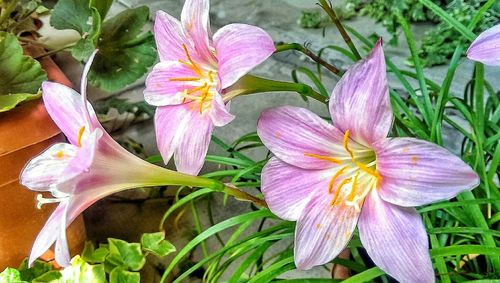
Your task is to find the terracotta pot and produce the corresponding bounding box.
[0,44,85,269]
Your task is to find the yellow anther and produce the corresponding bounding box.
[331,177,352,205]
[207,70,214,83]
[304,153,341,164]
[356,162,381,180]
[55,150,64,158]
[347,171,360,201]
[187,83,208,94]
[181,44,202,76]
[328,165,349,193]
[77,126,85,147]
[169,77,200,82]
[343,130,355,161]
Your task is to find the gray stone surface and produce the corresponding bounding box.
[48,0,499,281]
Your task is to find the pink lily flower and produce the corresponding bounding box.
[20,51,215,267]
[144,0,275,175]
[257,40,479,282]
[467,24,500,66]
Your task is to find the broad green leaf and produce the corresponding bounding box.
[88,6,157,92]
[0,32,46,96]
[0,267,24,282]
[32,271,62,283]
[18,259,53,282]
[59,256,106,283]
[71,37,96,61]
[50,0,94,35]
[82,241,109,264]
[141,232,176,258]
[106,239,146,271]
[109,267,140,283]
[0,92,41,112]
[90,0,113,20]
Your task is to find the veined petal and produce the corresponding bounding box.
[54,207,70,267]
[144,61,199,106]
[374,138,479,207]
[262,157,332,221]
[209,92,234,127]
[467,24,500,66]
[213,23,275,89]
[257,106,347,169]
[154,105,192,165]
[20,143,78,191]
[154,10,190,62]
[29,202,67,266]
[295,192,360,270]
[42,82,99,145]
[359,190,435,283]
[174,110,213,175]
[181,0,215,64]
[329,39,392,146]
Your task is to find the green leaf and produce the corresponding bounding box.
[32,271,62,283]
[109,267,140,283]
[107,239,146,271]
[0,32,46,96]
[141,232,176,258]
[88,6,157,92]
[82,242,109,264]
[90,0,113,19]
[71,37,97,62]
[0,92,41,112]
[0,267,24,282]
[50,0,94,35]
[18,259,54,281]
[58,256,106,283]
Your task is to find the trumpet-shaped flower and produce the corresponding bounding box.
[20,51,216,267]
[144,0,275,175]
[257,40,479,283]
[467,24,500,65]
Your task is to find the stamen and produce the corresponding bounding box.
[36,194,61,209]
[356,162,381,180]
[207,71,214,83]
[187,83,208,94]
[328,165,349,193]
[77,126,85,147]
[55,150,64,158]
[181,44,202,76]
[347,171,360,201]
[169,77,200,82]
[331,177,352,205]
[304,153,341,164]
[343,130,355,161]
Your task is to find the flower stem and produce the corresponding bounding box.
[222,183,268,208]
[318,0,361,60]
[275,43,343,76]
[224,74,327,104]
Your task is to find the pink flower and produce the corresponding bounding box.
[144,0,275,175]
[21,51,215,267]
[257,40,479,282]
[467,24,500,66]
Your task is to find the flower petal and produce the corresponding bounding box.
[359,190,435,283]
[154,105,192,165]
[374,137,479,207]
[20,143,78,191]
[213,23,275,89]
[54,207,71,267]
[294,192,360,270]
[174,110,213,175]
[144,61,199,106]
[329,39,392,146]
[29,202,67,266]
[180,0,215,64]
[261,157,333,221]
[467,24,500,66]
[154,10,189,62]
[257,106,348,169]
[209,92,234,127]
[42,82,99,145]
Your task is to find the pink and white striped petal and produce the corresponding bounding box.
[180,0,215,64]
[374,138,479,207]
[144,61,199,106]
[329,40,392,146]
[467,24,500,66]
[261,157,333,221]
[154,11,190,62]
[209,92,234,127]
[359,190,435,283]
[294,192,360,270]
[213,23,275,89]
[257,106,347,169]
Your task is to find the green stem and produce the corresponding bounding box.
[275,43,343,76]
[223,74,327,104]
[33,44,75,59]
[318,0,361,60]
[222,184,268,208]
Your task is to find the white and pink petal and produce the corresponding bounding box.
[467,24,500,66]
[180,0,215,64]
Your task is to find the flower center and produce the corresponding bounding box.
[169,44,218,114]
[305,130,381,211]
